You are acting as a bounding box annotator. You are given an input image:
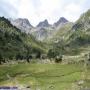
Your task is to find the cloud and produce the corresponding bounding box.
[62,3,82,21]
[0,0,18,18]
[62,0,90,22]
[17,0,62,25]
[0,0,90,26]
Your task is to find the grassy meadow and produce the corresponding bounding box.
[0,63,90,90]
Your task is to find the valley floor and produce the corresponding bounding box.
[0,63,90,90]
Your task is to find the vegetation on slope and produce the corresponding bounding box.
[0,17,46,64]
[47,9,90,57]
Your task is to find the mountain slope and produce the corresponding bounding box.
[68,9,90,46]
[0,17,46,64]
[72,9,90,31]
[47,22,73,43]
[47,9,90,56]
[64,9,90,55]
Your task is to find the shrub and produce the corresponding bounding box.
[55,55,62,63]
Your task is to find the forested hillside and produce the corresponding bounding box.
[0,17,46,64]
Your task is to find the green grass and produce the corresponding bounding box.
[0,63,87,90]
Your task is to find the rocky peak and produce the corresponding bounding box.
[10,18,33,33]
[54,17,68,27]
[37,19,50,28]
[12,18,33,27]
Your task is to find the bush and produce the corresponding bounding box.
[55,55,62,63]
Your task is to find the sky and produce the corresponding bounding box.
[0,0,90,26]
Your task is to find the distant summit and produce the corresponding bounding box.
[54,17,68,27]
[37,19,50,28]
[9,17,69,41]
[10,18,33,33]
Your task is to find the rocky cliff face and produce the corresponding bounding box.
[9,17,69,41]
[37,19,51,28]
[10,18,33,33]
[31,19,55,41]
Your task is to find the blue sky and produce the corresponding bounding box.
[0,0,90,26]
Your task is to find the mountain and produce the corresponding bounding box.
[68,9,90,45]
[31,18,69,41]
[47,9,90,56]
[30,19,55,41]
[9,17,69,41]
[9,18,54,41]
[64,9,90,55]
[10,18,33,33]
[0,9,90,62]
[37,19,51,28]
[0,17,46,64]
[72,9,90,31]
[54,17,68,27]
[48,22,73,43]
